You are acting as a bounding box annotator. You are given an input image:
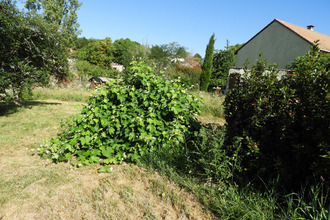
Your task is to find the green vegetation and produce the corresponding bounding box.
[212,41,242,85]
[37,62,202,166]
[1,1,328,218]
[200,33,216,91]
[32,86,91,102]
[0,101,210,219]
[0,0,80,106]
[225,49,330,192]
[2,76,329,218]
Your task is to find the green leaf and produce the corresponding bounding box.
[108,127,115,135]
[80,137,86,145]
[102,147,114,158]
[98,166,111,173]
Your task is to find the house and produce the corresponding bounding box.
[89,77,123,90]
[111,63,125,72]
[235,19,330,69]
[225,19,330,91]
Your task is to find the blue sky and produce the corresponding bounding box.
[40,0,330,57]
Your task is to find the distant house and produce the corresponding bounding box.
[235,19,330,69]
[111,63,125,72]
[89,77,123,90]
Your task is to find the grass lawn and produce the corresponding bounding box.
[0,100,213,219]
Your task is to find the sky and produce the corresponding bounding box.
[25,0,330,57]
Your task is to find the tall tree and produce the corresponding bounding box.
[24,0,81,81]
[200,34,215,91]
[25,0,81,47]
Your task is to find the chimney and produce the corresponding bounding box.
[307,25,315,31]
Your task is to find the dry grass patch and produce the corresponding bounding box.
[0,100,214,219]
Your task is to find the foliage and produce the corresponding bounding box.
[75,37,114,68]
[73,37,97,50]
[25,0,82,48]
[0,1,69,106]
[193,53,202,63]
[150,42,188,60]
[212,42,242,86]
[171,60,202,88]
[149,42,189,73]
[37,62,202,166]
[200,34,215,91]
[112,38,146,67]
[224,48,330,190]
[185,126,242,184]
[74,60,121,80]
[140,128,281,220]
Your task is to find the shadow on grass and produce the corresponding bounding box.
[0,100,61,116]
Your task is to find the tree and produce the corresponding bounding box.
[76,37,114,68]
[24,0,81,83]
[73,37,97,50]
[200,34,215,91]
[0,0,69,105]
[212,42,242,85]
[25,0,82,47]
[193,53,202,64]
[113,38,141,67]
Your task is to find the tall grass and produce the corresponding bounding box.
[32,85,92,102]
[198,92,225,118]
[140,146,279,219]
[140,123,329,219]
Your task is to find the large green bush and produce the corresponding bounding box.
[224,49,330,190]
[38,62,202,166]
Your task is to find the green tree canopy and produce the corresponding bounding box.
[76,37,114,68]
[212,42,242,85]
[193,53,202,63]
[113,38,141,67]
[0,0,70,105]
[73,37,97,50]
[25,0,82,47]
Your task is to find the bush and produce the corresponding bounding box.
[224,49,330,190]
[37,62,202,166]
[185,126,242,184]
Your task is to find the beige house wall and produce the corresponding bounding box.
[235,21,312,69]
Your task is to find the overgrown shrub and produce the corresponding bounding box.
[224,49,330,190]
[37,62,202,166]
[185,126,242,184]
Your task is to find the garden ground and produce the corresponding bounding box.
[0,100,214,219]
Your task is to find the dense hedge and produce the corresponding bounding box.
[224,50,330,190]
